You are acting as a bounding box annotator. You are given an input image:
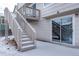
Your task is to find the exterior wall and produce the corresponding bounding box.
[28,18,52,42]
[36,3,79,18]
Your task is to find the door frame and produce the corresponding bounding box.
[51,14,74,46]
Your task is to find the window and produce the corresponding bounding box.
[43,3,50,8]
[32,4,36,9]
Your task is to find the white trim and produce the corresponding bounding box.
[52,14,73,20]
[72,14,75,46]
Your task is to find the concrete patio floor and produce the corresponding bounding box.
[0,37,79,56]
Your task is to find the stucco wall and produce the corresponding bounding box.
[28,18,52,42]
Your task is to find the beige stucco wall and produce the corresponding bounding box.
[28,18,52,42]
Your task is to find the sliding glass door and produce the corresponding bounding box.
[52,16,73,44]
[61,17,72,44]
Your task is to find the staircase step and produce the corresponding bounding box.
[22,33,27,35]
[20,45,36,51]
[21,35,29,38]
[22,41,34,46]
[22,38,31,42]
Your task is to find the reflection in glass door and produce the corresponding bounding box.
[61,17,72,44]
[52,19,61,42]
[52,16,73,44]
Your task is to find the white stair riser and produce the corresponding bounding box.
[22,42,34,46]
[21,35,29,38]
[21,38,31,41]
[22,39,31,42]
[20,45,36,51]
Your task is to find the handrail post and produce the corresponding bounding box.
[17,28,22,50]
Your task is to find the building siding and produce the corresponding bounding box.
[36,3,79,18]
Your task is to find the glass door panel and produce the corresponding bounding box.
[61,17,72,44]
[52,19,61,42]
[52,16,73,44]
